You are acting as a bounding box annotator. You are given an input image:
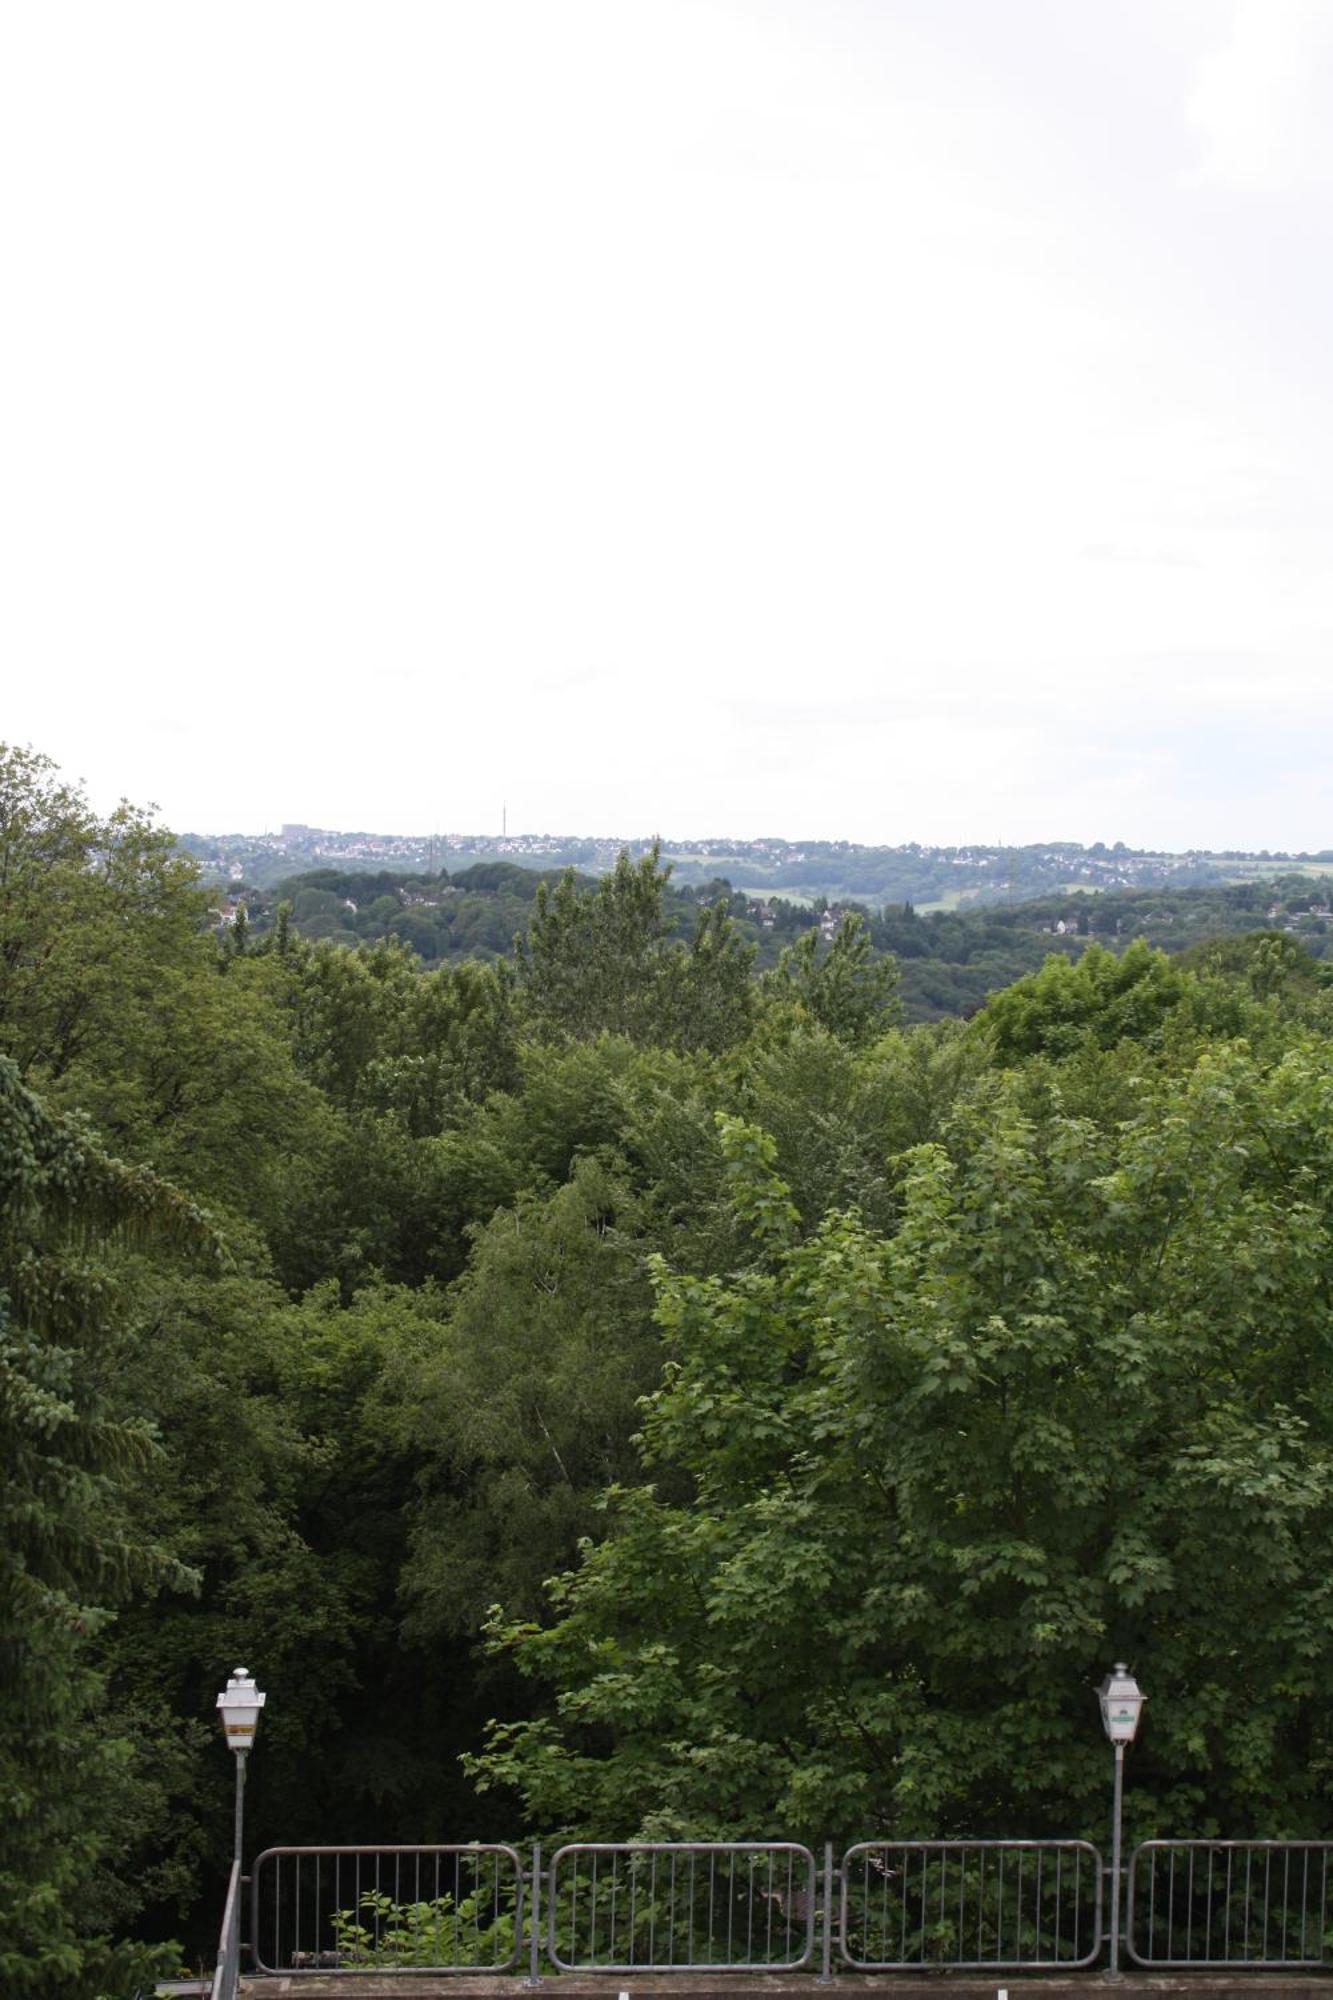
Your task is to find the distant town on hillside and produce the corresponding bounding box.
[180,824,1333,910]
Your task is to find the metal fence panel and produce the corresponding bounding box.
[839,1840,1104,1970]
[1127,1841,1333,1967]
[546,1842,818,1971]
[249,1844,525,1976]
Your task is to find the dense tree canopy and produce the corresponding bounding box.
[475,1050,1333,1842]
[6,740,1333,1992]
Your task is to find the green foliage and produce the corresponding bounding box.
[977,940,1187,1059]
[401,1156,659,1638]
[330,1884,515,1967]
[0,1056,214,1997]
[15,737,1333,1982]
[516,846,754,1050]
[473,1036,1333,1845]
[765,911,902,1046]
[0,744,207,1088]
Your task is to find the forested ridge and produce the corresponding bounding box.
[225,856,1333,1026]
[8,741,1333,1994]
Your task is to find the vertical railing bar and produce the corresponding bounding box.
[1034,1845,1044,1963]
[1186,1845,1195,1962]
[378,1850,386,1961]
[708,1849,716,1967]
[1288,1840,1304,1952]
[938,1845,947,1959]
[1225,1845,1234,1962]
[627,1846,638,1969]
[669,1848,678,1967]
[744,1847,754,1967]
[1167,1844,1176,1960]
[1255,1840,1264,1960]
[821,1842,833,1981]
[756,1848,768,1960]
[1321,1848,1330,1969]
[354,1852,362,1962]
[576,1847,586,1968]
[687,1847,697,1965]
[656,1848,665,1968]
[1232,1840,1248,1952]
[528,1842,542,1984]
[1263,1845,1273,1962]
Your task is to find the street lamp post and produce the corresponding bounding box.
[1098,1662,1145,1974]
[217,1666,266,1877]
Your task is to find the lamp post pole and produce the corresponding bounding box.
[1098,1662,1145,1975]
[233,1744,247,1879]
[1109,1739,1125,1972]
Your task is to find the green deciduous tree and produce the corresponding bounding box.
[401,1156,658,1639]
[474,1042,1333,1847]
[976,939,1186,1060]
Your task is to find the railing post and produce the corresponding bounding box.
[527,1841,542,1985]
[818,1841,834,1983]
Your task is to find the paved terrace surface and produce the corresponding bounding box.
[237,1978,1333,2000]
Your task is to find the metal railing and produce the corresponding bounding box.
[249,1843,525,1976]
[1127,1840,1333,1967]
[546,1842,819,1971]
[237,1833,1333,1977]
[840,1840,1103,1970]
[208,1858,242,2000]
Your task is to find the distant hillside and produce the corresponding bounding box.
[179,825,1333,904]
[213,858,1333,1026]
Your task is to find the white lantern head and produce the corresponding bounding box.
[1098,1661,1144,1745]
[217,1665,266,1754]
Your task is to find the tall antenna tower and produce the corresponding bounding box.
[502,801,507,838]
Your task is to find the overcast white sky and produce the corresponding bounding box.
[3,1,1332,848]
